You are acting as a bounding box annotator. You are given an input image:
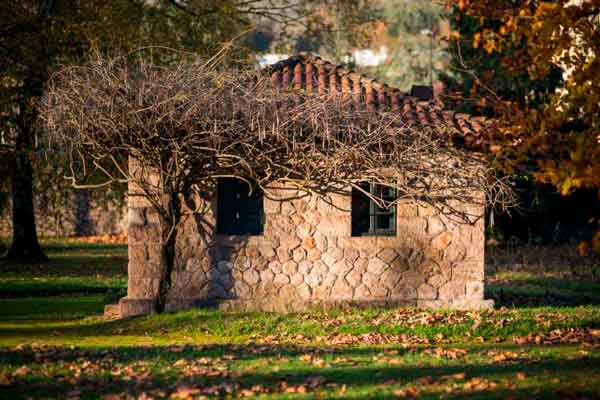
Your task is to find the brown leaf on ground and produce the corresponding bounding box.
[425,347,468,359]
[463,377,497,391]
[101,395,123,400]
[512,328,600,345]
[488,350,520,362]
[332,356,357,365]
[66,389,82,400]
[305,375,327,388]
[440,372,466,381]
[283,383,306,394]
[238,389,255,397]
[0,372,12,386]
[416,376,436,385]
[393,386,420,397]
[13,366,30,377]
[323,332,430,346]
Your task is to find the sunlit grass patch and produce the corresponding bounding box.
[0,239,126,300]
[0,240,599,398]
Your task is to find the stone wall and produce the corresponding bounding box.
[121,179,491,316]
[0,190,127,238]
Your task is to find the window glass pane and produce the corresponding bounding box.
[217,178,263,235]
[376,214,392,230]
[352,182,397,236]
[375,205,392,215]
[351,184,371,236]
[375,185,395,202]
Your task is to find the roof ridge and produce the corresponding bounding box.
[268,52,411,99]
[265,53,493,151]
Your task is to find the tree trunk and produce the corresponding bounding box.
[154,192,181,313]
[0,191,6,254]
[6,120,47,263]
[6,68,48,263]
[4,1,56,263]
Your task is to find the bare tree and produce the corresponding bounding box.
[42,50,514,312]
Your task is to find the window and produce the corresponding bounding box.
[351,182,396,236]
[217,178,263,235]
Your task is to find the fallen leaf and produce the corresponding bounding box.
[14,365,32,377]
[170,386,201,399]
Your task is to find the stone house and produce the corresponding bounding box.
[119,54,493,317]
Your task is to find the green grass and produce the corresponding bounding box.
[0,239,599,399]
[0,239,126,299]
[486,270,600,307]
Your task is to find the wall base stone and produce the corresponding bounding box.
[119,298,155,318]
[158,297,493,313]
[110,295,494,318]
[103,303,120,318]
[447,298,494,310]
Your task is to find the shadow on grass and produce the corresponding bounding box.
[486,276,600,308]
[0,308,242,336]
[0,244,127,299]
[0,339,585,365]
[0,344,597,399]
[0,254,127,277]
[0,284,125,299]
[0,295,122,321]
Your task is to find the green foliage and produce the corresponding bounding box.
[256,1,449,91]
[367,0,450,91]
[0,0,265,241]
[380,0,441,36]
[445,1,600,249]
[441,3,563,115]
[265,0,380,60]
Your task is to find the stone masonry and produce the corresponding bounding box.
[118,52,496,316]
[120,180,492,316]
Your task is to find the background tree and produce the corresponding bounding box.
[444,0,600,251]
[0,0,316,262]
[252,0,452,91]
[0,143,10,253]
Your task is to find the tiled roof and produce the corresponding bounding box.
[267,53,494,151]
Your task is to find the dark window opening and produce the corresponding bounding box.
[351,182,397,236]
[217,178,263,235]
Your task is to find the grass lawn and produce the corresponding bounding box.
[0,240,599,399]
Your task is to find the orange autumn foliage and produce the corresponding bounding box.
[448,0,600,251]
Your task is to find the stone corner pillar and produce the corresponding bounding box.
[118,157,163,318]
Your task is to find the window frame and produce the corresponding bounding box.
[351,182,397,237]
[216,178,264,236]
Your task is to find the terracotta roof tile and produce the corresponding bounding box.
[266,53,495,151]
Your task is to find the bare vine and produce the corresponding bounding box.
[41,50,515,311]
